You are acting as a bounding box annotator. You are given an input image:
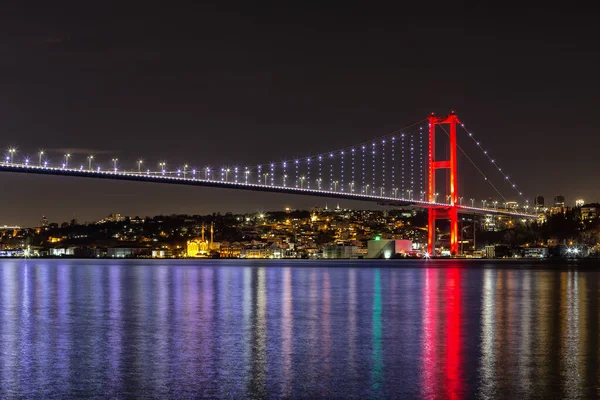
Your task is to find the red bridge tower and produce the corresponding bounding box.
[427,112,460,256]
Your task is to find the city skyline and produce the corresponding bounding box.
[2,191,595,229]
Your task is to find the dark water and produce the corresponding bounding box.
[0,259,599,399]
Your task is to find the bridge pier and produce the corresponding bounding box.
[427,207,459,256]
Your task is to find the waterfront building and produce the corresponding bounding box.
[219,242,242,258]
[322,244,358,259]
[523,247,549,258]
[485,245,495,259]
[186,223,212,256]
[108,247,151,258]
[366,238,412,258]
[240,245,271,259]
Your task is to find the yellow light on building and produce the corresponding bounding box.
[187,240,199,257]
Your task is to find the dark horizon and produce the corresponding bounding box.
[1,3,598,226]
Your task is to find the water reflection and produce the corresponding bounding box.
[248,267,267,398]
[0,260,599,398]
[281,267,293,397]
[421,268,438,398]
[371,269,383,394]
[421,267,464,399]
[444,268,462,399]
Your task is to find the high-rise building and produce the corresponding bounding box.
[535,196,544,207]
[581,203,599,220]
[554,195,565,207]
[41,216,49,227]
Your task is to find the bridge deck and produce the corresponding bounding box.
[0,163,538,219]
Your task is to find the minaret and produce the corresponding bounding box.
[210,222,214,247]
[201,223,205,242]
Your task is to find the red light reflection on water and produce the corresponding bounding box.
[421,268,438,398]
[445,268,462,399]
[421,267,463,399]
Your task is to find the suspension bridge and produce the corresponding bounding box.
[0,112,538,256]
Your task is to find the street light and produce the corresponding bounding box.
[333,180,339,192]
[88,155,94,170]
[434,192,439,203]
[205,167,211,180]
[493,200,498,209]
[350,182,355,193]
[225,168,230,182]
[300,176,306,189]
[159,162,166,175]
[317,178,323,190]
[482,200,487,208]
[407,189,413,200]
[263,173,269,185]
[8,148,16,164]
[283,174,288,186]
[420,191,425,201]
[459,196,463,205]
[393,187,399,198]
[38,150,44,166]
[470,198,475,207]
[112,158,118,172]
[365,184,370,195]
[64,153,71,168]
[137,159,143,173]
[245,169,250,184]
[183,164,188,178]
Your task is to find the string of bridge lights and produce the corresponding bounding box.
[231,120,427,196]
[436,124,508,203]
[401,133,405,196]
[391,136,395,194]
[419,126,424,199]
[371,142,376,195]
[245,118,427,193]
[459,122,529,206]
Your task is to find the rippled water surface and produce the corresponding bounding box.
[0,259,599,399]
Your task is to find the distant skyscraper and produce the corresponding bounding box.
[535,196,544,207]
[554,195,565,207]
[41,215,49,227]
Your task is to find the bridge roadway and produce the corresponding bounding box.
[0,162,539,219]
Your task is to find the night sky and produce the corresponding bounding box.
[1,2,598,226]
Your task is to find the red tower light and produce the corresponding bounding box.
[427,112,460,256]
